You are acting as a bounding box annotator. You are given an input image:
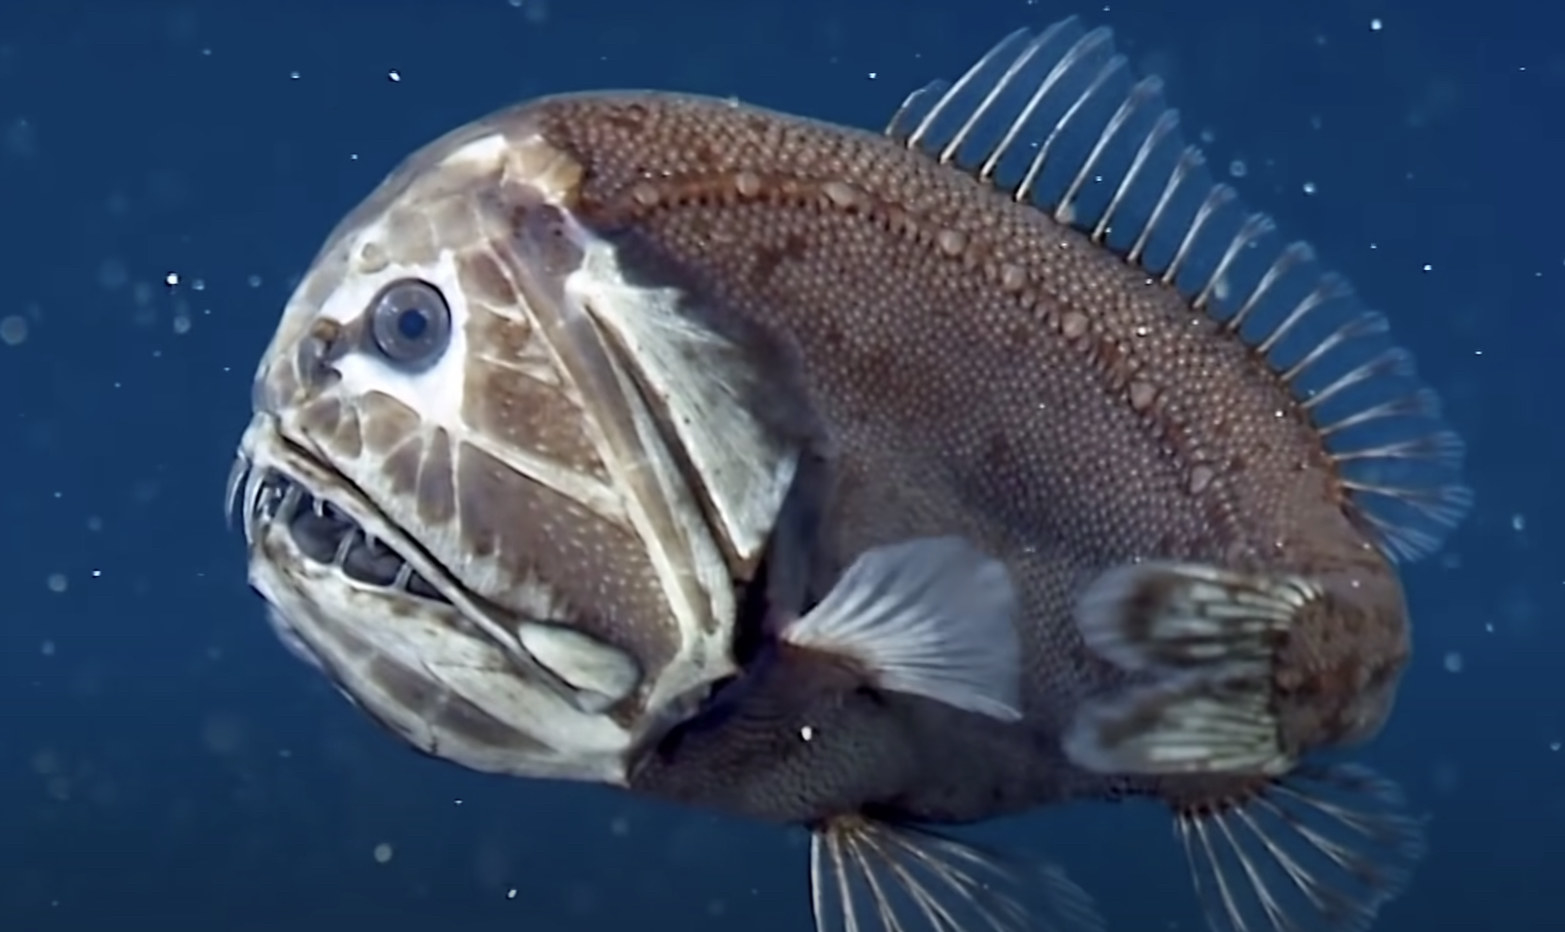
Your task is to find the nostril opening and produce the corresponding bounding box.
[297,319,349,387]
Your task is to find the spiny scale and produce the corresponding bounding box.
[886,17,1471,562]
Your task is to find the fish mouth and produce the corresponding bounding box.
[227,413,645,785]
[226,413,546,680]
[228,446,446,605]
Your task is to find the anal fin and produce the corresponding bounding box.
[809,814,1104,932]
[1174,764,1425,932]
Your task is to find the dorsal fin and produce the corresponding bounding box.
[884,17,1471,563]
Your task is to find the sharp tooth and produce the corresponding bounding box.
[277,484,303,522]
[392,563,413,589]
[311,496,326,518]
[333,528,359,566]
[241,467,268,543]
[224,456,249,530]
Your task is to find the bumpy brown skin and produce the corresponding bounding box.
[499,92,1405,820]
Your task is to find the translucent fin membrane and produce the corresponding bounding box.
[1175,764,1425,932]
[884,17,1471,562]
[809,816,1105,932]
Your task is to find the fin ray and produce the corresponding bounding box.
[1065,669,1290,776]
[783,538,1023,722]
[1075,561,1318,676]
[1175,764,1425,932]
[886,16,1471,562]
[809,816,1105,932]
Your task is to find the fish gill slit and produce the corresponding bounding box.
[885,16,1471,562]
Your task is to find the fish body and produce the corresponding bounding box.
[495,18,1468,932]
[229,13,1469,932]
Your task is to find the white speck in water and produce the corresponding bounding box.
[1302,181,1317,195]
[1550,741,1561,752]
[799,725,815,741]
[289,70,301,80]
[1229,159,1248,178]
[507,889,518,900]
[388,69,401,82]
[1442,651,1463,673]
[47,573,68,593]
[165,271,179,286]
[1370,18,1384,31]
[1512,514,1526,531]
[373,842,394,864]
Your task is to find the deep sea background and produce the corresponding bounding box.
[1,0,1557,929]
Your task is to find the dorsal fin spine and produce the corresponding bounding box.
[1018,32,1116,207]
[1093,105,1176,244]
[1197,213,1273,311]
[884,16,1472,561]
[1070,77,1162,233]
[1053,61,1136,222]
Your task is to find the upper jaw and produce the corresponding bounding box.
[228,414,649,786]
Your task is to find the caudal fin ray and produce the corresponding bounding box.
[809,817,1104,932]
[885,16,1471,563]
[1176,764,1425,932]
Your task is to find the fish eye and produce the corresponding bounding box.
[369,278,451,367]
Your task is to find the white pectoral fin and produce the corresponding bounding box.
[782,537,1024,722]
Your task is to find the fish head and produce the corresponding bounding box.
[230,109,808,786]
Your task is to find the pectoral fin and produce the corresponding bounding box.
[781,537,1023,722]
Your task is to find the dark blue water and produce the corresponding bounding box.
[2,0,1556,929]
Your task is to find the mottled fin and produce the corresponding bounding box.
[783,538,1023,722]
[884,17,1471,562]
[809,815,1105,932]
[1173,764,1425,932]
[1076,561,1320,676]
[1065,561,1320,775]
[1065,669,1290,776]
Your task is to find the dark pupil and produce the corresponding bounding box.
[395,306,429,341]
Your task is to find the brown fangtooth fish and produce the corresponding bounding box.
[229,12,1469,932]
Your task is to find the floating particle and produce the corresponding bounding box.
[373,842,394,863]
[1,314,28,346]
